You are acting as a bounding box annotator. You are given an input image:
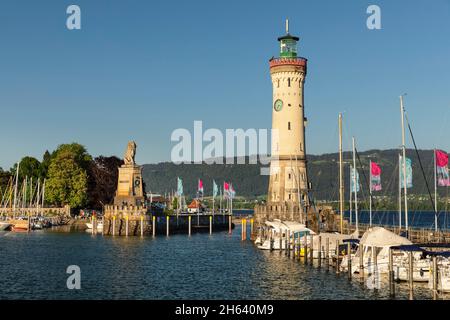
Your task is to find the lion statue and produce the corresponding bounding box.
[124,141,137,165]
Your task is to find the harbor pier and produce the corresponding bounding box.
[102,205,234,236]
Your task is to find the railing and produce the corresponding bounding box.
[269,57,307,68]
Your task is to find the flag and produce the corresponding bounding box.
[230,184,236,199]
[213,180,218,198]
[370,162,382,191]
[436,149,450,187]
[177,177,183,196]
[223,182,230,199]
[400,156,413,188]
[350,165,360,193]
[198,179,204,196]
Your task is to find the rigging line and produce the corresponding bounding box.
[404,112,438,229]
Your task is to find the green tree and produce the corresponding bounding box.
[10,157,41,181]
[52,143,92,170]
[39,150,51,179]
[46,150,88,208]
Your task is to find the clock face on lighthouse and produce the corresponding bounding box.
[274,99,283,112]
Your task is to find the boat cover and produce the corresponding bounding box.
[359,227,412,247]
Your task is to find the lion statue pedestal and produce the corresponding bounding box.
[113,141,145,206]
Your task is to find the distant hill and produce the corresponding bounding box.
[142,149,446,201]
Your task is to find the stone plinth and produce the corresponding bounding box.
[114,164,144,206]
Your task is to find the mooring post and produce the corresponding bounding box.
[112,215,116,236]
[389,248,395,298]
[347,242,352,280]
[373,247,378,290]
[318,236,322,268]
[336,240,340,274]
[432,256,438,300]
[409,251,414,300]
[166,215,170,237]
[325,237,329,271]
[140,215,144,237]
[125,215,129,237]
[250,218,254,236]
[360,244,364,283]
[278,231,281,253]
[188,215,192,236]
[228,215,232,234]
[209,215,212,235]
[304,234,308,264]
[152,215,156,237]
[270,230,274,251]
[310,234,314,264]
[287,230,291,257]
[298,233,302,262]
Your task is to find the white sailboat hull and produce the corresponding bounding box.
[86,222,103,231]
[0,222,12,231]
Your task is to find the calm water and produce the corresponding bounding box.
[0,225,436,300]
[345,210,450,230]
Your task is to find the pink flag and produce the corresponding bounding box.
[370,162,382,191]
[198,179,204,193]
[436,150,450,187]
[371,162,381,176]
[436,150,449,168]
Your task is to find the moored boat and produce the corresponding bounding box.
[0,222,12,231]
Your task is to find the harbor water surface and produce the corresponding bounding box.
[0,223,435,300]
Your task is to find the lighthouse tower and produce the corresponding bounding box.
[265,20,309,222]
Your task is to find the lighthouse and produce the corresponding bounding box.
[257,19,309,223]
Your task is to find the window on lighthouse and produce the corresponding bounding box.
[287,78,291,87]
[288,122,291,130]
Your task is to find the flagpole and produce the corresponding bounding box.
[212,181,215,216]
[352,137,359,233]
[369,160,372,227]
[398,154,402,231]
[434,149,438,232]
[400,95,409,235]
[349,166,352,225]
[13,161,20,219]
[339,113,344,234]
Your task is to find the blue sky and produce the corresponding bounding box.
[0,0,450,169]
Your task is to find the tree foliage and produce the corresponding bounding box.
[87,156,123,209]
[46,150,88,208]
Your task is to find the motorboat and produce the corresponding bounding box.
[427,253,450,292]
[0,222,12,231]
[86,222,104,232]
[257,220,315,250]
[340,227,413,275]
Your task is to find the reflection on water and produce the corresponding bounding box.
[0,226,440,300]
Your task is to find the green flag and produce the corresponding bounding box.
[213,180,218,198]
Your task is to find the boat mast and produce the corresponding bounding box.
[434,148,438,232]
[352,137,359,233]
[41,179,46,216]
[339,113,344,234]
[13,161,20,219]
[398,154,402,230]
[349,169,352,225]
[400,95,409,235]
[369,160,372,227]
[36,178,40,217]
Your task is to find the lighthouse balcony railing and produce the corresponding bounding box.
[269,57,307,68]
